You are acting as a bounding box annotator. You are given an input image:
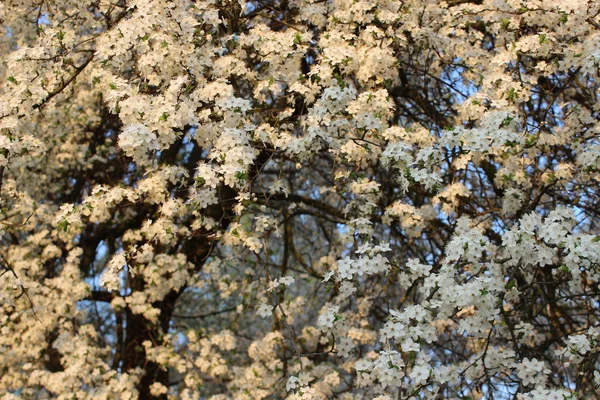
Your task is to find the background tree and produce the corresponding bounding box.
[1,0,600,399]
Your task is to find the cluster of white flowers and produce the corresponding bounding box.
[100,253,127,292]
[118,124,160,164]
[2,0,600,398]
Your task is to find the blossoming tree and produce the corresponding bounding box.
[1,0,600,398]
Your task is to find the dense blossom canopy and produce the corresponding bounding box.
[1,0,600,399]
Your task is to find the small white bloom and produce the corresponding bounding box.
[100,253,128,291]
[257,302,273,318]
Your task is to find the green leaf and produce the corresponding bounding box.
[501,116,514,126]
[333,72,345,89]
[559,13,568,23]
[388,361,400,370]
[538,34,547,45]
[525,135,537,147]
[235,171,247,181]
[57,220,69,232]
[506,87,517,101]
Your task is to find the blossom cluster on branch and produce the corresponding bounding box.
[1,0,600,399]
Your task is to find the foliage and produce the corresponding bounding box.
[1,0,600,399]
